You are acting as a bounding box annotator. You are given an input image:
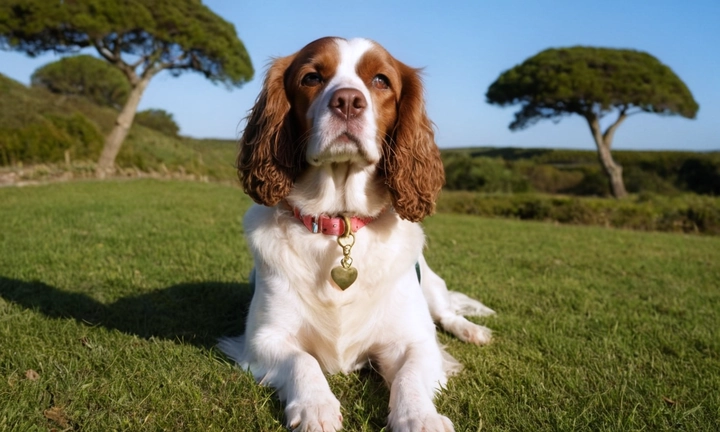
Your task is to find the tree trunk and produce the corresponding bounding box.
[95,78,150,178]
[596,140,627,198]
[585,113,628,199]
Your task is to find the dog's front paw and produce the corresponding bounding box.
[285,395,343,432]
[388,410,454,432]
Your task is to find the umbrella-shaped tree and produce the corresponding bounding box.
[0,0,253,177]
[486,47,698,198]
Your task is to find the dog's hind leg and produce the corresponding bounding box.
[419,255,494,345]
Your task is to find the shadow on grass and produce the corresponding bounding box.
[0,276,394,428]
[0,276,253,348]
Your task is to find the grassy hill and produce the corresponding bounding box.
[0,72,238,181]
[1,180,718,430]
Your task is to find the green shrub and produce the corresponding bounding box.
[623,165,679,195]
[134,109,180,137]
[443,153,529,193]
[565,167,611,196]
[436,191,720,235]
[0,113,103,165]
[677,157,720,195]
[442,148,720,197]
[513,160,585,193]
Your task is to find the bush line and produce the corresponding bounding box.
[436,191,720,235]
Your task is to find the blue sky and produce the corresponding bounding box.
[1,0,718,151]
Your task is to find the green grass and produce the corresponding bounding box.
[1,180,719,431]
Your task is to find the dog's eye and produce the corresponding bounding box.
[372,74,390,90]
[302,72,323,87]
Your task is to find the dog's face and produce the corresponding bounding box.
[237,37,445,222]
[283,37,400,167]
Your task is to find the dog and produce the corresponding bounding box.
[219,37,494,432]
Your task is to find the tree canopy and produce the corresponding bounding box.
[486,47,698,130]
[31,54,130,109]
[0,0,253,87]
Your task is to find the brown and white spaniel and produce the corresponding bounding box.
[219,37,494,432]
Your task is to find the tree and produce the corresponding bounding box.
[486,47,698,198]
[135,108,179,137]
[31,55,130,109]
[0,0,253,177]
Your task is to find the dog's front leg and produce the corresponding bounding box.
[240,276,343,430]
[243,321,343,430]
[383,342,455,432]
[272,349,343,432]
[242,328,342,431]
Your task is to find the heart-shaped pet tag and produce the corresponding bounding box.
[331,266,358,290]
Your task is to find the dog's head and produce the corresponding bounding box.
[237,37,444,222]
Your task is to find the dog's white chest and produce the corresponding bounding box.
[298,286,381,374]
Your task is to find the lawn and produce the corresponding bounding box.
[1,180,719,431]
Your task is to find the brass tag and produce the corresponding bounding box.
[330,215,358,290]
[331,266,358,290]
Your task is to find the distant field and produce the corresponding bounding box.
[1,180,719,431]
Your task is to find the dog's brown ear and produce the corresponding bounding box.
[383,63,445,222]
[237,55,302,206]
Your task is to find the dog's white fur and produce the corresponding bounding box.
[220,38,494,432]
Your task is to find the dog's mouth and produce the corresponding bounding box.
[335,131,360,145]
[308,132,376,166]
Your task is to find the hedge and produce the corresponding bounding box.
[442,148,720,197]
[436,191,720,235]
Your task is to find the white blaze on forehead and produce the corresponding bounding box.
[306,37,376,123]
[329,38,375,89]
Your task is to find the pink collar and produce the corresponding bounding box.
[292,208,377,236]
